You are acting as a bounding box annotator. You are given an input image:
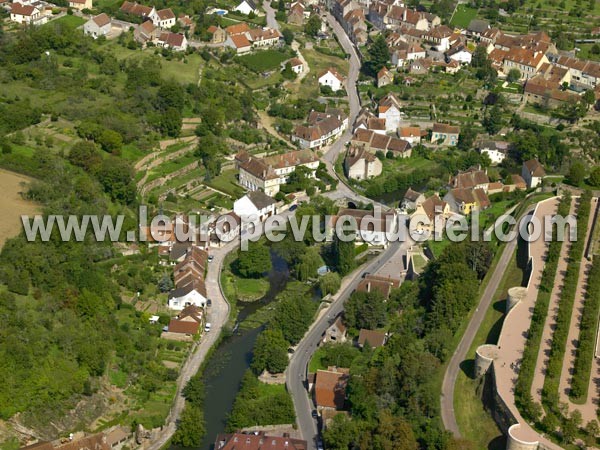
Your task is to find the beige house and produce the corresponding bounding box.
[377,67,394,88]
[68,0,92,10]
[207,25,227,43]
[237,149,320,196]
[502,48,548,80]
[411,194,450,237]
[344,147,382,180]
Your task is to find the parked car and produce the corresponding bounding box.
[288,347,295,354]
[207,299,212,307]
[311,410,318,419]
[208,255,214,262]
[289,204,298,211]
[204,322,212,332]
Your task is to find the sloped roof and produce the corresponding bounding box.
[92,13,111,27]
[523,159,545,177]
[315,369,349,409]
[157,8,175,20]
[358,329,387,347]
[247,191,277,210]
[10,3,37,15]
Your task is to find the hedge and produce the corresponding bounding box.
[515,194,571,420]
[541,191,591,416]
[569,253,600,401]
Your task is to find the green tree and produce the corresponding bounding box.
[96,157,136,204]
[182,373,205,405]
[367,34,390,75]
[97,129,123,153]
[588,166,600,186]
[236,241,272,278]
[482,105,503,135]
[172,405,206,447]
[68,141,102,173]
[567,160,586,185]
[333,233,355,275]
[471,45,488,68]
[282,28,294,45]
[345,290,387,330]
[304,14,321,36]
[252,328,289,374]
[506,68,521,83]
[457,123,476,150]
[319,272,341,296]
[195,135,225,179]
[295,247,324,281]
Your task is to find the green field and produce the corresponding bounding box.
[450,5,478,28]
[453,245,525,449]
[205,169,245,197]
[237,50,290,72]
[45,15,86,29]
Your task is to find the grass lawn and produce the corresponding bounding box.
[205,169,245,197]
[237,50,290,72]
[309,346,328,372]
[450,5,478,28]
[234,277,270,301]
[454,245,524,450]
[411,253,428,273]
[100,40,204,85]
[46,15,86,29]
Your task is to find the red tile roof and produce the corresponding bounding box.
[315,369,349,409]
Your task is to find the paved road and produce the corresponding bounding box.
[440,223,521,436]
[323,12,361,168]
[287,240,407,449]
[263,0,280,30]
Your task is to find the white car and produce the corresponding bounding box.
[204,323,212,332]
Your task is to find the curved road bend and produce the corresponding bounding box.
[440,232,520,436]
[287,239,413,449]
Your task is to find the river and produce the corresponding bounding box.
[194,251,291,450]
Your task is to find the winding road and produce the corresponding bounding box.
[286,241,408,450]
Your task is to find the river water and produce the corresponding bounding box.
[195,251,291,450]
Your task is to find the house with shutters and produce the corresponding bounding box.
[156,32,188,51]
[292,109,348,149]
[9,3,45,24]
[431,123,460,146]
[153,8,176,28]
[238,149,320,195]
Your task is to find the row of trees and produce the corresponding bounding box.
[541,192,592,437]
[173,374,207,447]
[514,195,571,428]
[570,254,600,400]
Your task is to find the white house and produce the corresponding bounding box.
[447,45,472,64]
[288,57,304,74]
[153,8,176,28]
[168,280,207,310]
[234,0,258,15]
[318,67,345,92]
[10,3,43,24]
[399,126,421,145]
[522,159,545,188]
[378,93,404,132]
[333,209,398,248]
[478,140,509,165]
[84,13,111,39]
[156,32,188,51]
[234,191,277,223]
